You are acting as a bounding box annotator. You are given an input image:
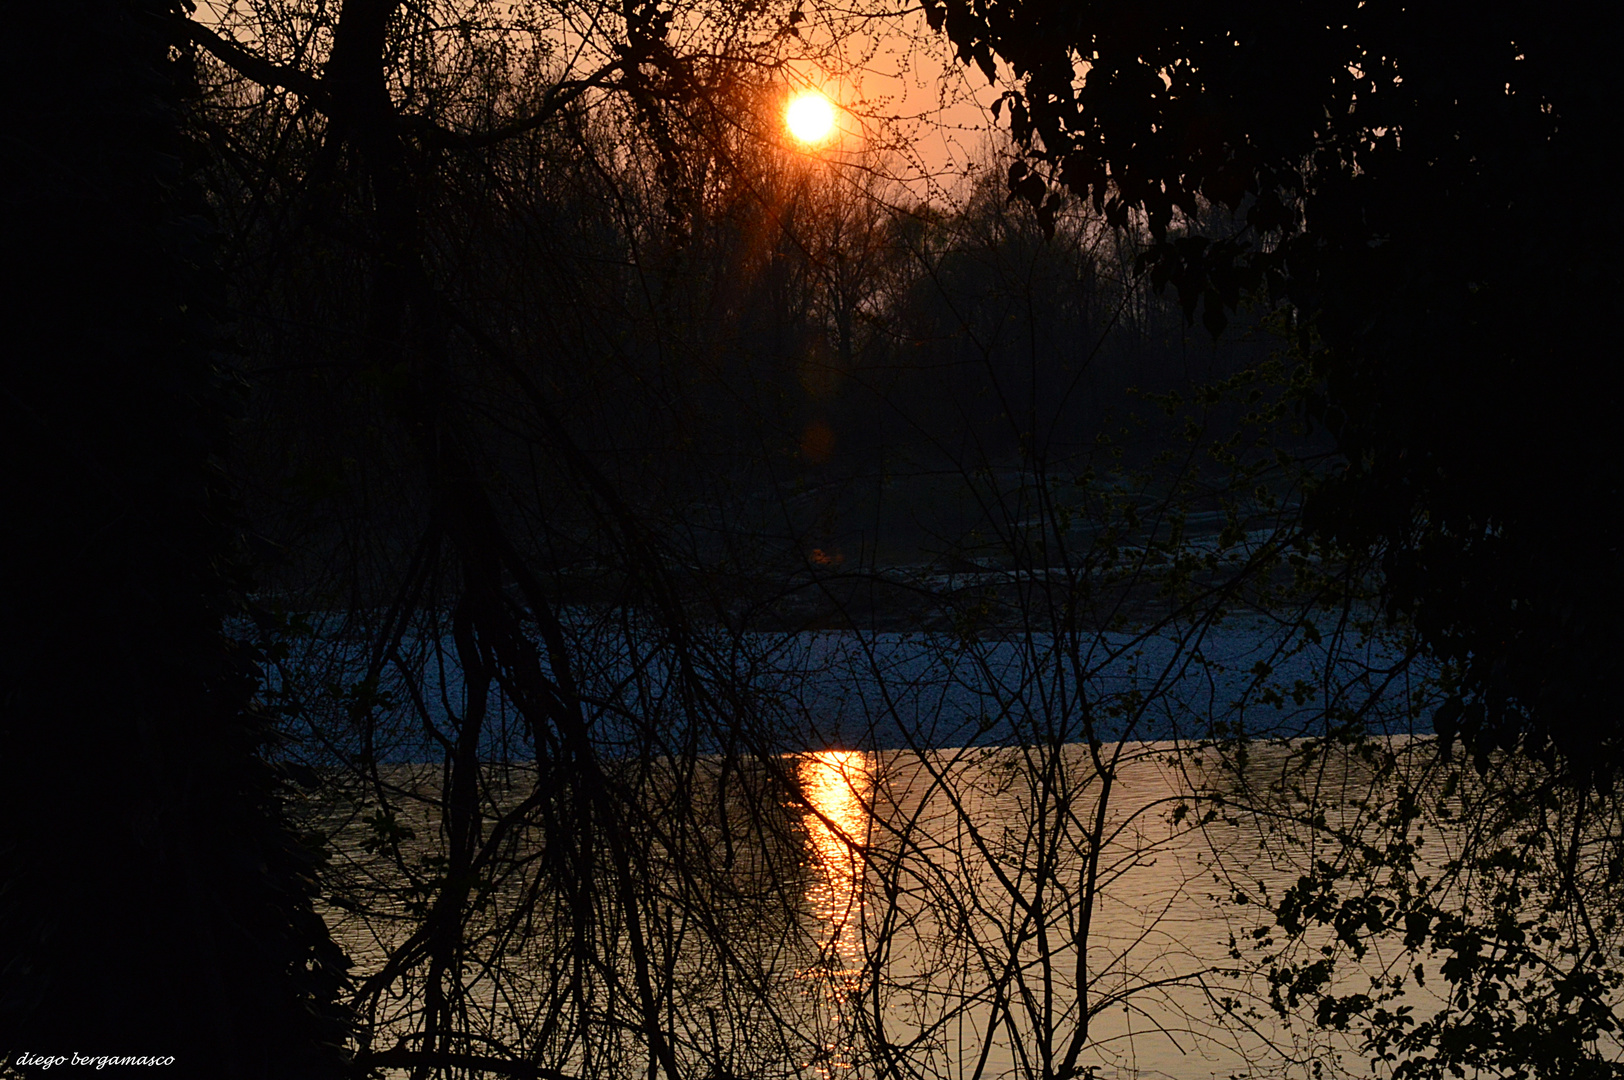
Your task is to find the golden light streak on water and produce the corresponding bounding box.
[798,749,872,968]
[795,750,875,1077]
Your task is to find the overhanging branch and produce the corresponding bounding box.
[175,16,331,109]
[178,13,627,152]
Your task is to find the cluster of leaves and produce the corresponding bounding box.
[1220,737,1624,1079]
[923,0,1624,777]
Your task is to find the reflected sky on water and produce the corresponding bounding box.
[317,740,1473,1080]
[782,742,1457,1080]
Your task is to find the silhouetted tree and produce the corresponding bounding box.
[0,1,350,1075]
[923,0,1624,777]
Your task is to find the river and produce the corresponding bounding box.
[313,734,1481,1080]
[778,740,1441,1080]
[288,616,1614,1079]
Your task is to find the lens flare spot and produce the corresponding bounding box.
[800,420,834,463]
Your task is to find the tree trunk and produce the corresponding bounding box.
[0,3,351,1075]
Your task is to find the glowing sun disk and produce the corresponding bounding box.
[786,91,836,144]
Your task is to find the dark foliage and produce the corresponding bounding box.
[922,0,1624,777]
[0,2,350,1074]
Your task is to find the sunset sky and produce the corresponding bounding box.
[774,6,1006,195]
[194,0,1009,199]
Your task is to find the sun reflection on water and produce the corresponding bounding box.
[798,749,872,966]
[796,750,874,1076]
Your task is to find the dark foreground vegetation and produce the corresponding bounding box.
[3,1,1620,1078]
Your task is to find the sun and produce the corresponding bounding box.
[785,90,836,144]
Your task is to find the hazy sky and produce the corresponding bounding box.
[777,5,1007,198]
[193,0,1009,199]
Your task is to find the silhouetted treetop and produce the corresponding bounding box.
[924,0,1624,777]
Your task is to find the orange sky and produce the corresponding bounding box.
[192,0,1009,200]
[774,5,1007,199]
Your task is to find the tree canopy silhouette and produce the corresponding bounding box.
[1,1,350,1074]
[923,0,1624,776]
